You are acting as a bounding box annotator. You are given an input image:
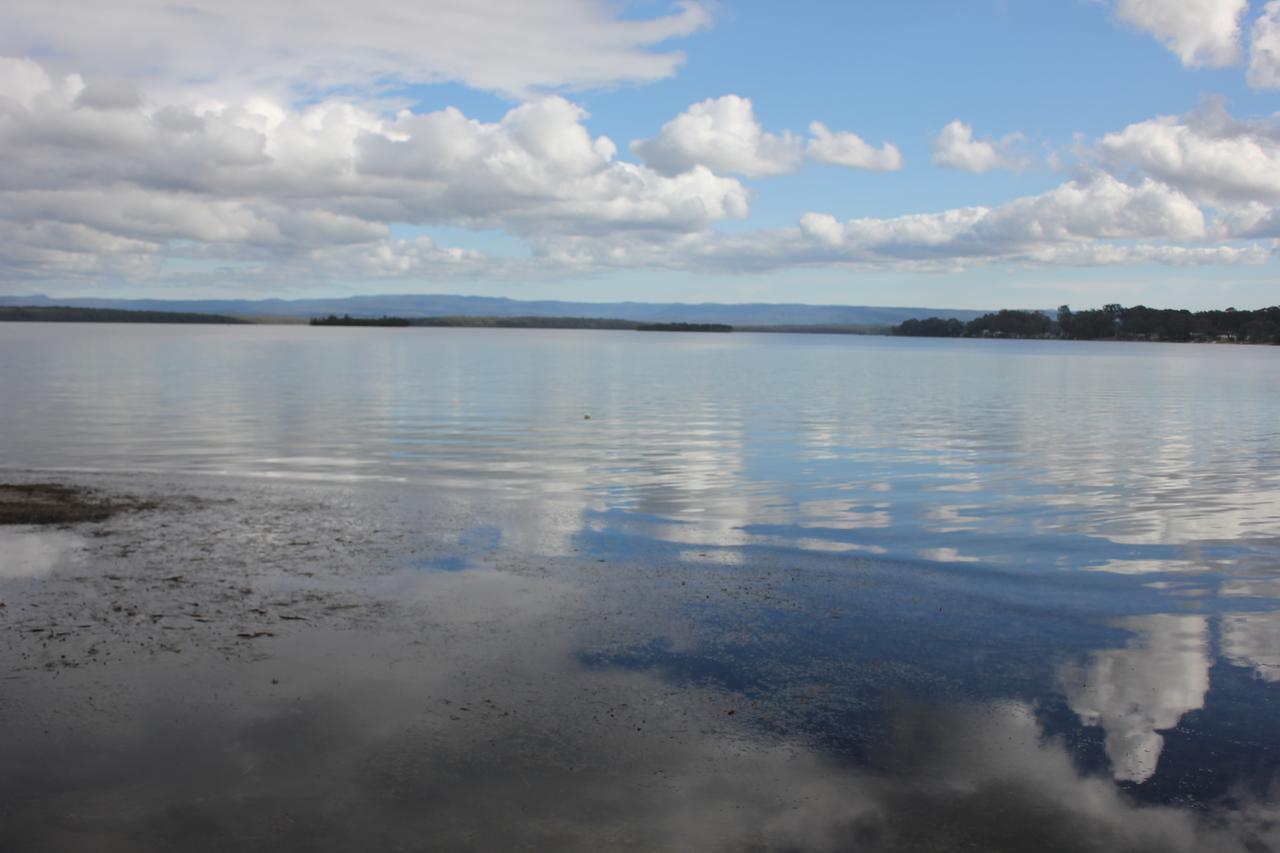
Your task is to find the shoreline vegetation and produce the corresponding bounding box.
[310,314,411,327]
[3,303,1277,343]
[0,305,245,324]
[635,322,732,332]
[892,304,1280,344]
[309,315,733,331]
[414,315,638,329]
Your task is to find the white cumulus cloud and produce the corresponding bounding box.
[1,56,1275,291]
[787,173,1213,264]
[632,95,804,178]
[1248,1,1280,88]
[806,122,902,171]
[536,172,1262,275]
[1095,99,1280,208]
[634,97,904,177]
[0,57,752,288]
[1111,0,1247,67]
[931,120,1025,173]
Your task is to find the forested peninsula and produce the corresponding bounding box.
[892,305,1280,344]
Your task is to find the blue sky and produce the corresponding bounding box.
[2,0,1279,308]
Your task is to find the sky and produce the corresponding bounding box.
[2,0,1280,309]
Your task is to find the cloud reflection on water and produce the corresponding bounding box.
[5,330,1279,584]
[4,596,1273,852]
[1222,611,1280,683]
[3,332,1280,847]
[1059,614,1211,783]
[0,528,83,579]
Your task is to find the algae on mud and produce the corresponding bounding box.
[0,483,156,525]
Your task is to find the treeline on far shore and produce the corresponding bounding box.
[311,315,735,332]
[0,305,246,324]
[892,304,1280,344]
[312,312,640,325]
[310,314,411,327]
[635,322,732,332]
[412,315,637,329]
[415,317,732,331]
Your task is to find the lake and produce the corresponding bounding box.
[1,323,1278,851]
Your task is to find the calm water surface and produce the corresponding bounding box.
[1,323,1278,850]
[6,324,1277,572]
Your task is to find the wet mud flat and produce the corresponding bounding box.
[1,474,1277,852]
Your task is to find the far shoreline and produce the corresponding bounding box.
[2,303,1277,345]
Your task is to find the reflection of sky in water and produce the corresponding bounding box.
[3,327,1275,579]
[1060,614,1210,783]
[1221,610,1280,682]
[0,528,83,578]
[2,325,1280,838]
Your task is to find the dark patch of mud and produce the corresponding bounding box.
[0,483,156,525]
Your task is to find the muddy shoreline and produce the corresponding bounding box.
[1,472,1276,852]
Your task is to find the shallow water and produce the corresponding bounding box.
[1,323,1278,850]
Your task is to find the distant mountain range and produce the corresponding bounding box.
[0,294,987,327]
